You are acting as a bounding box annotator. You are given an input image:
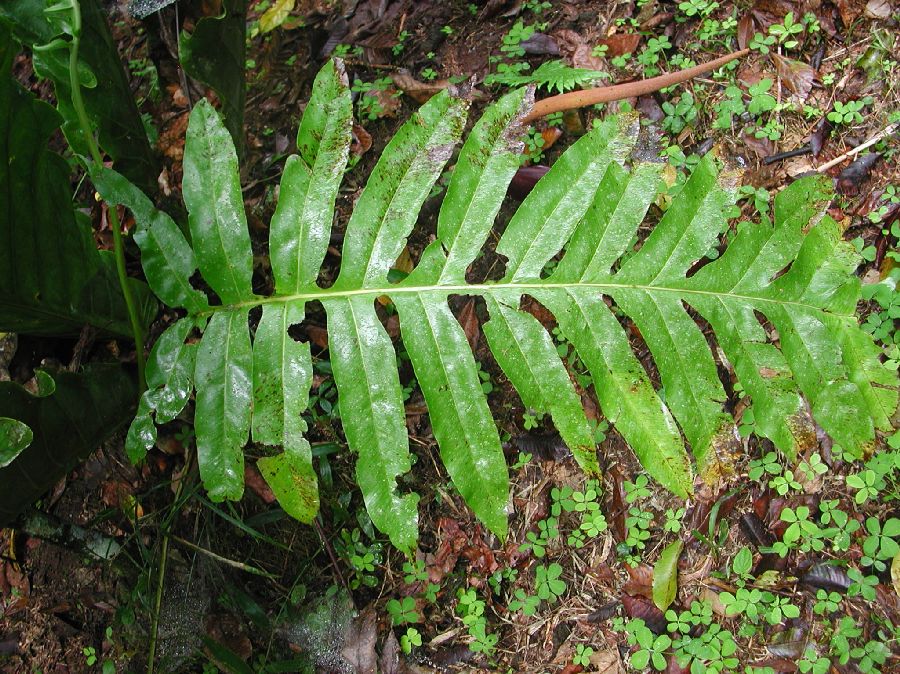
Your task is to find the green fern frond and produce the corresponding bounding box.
[94,60,897,553]
[485,59,607,94]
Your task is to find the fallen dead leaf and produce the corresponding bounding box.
[623,564,654,600]
[351,123,373,159]
[341,606,377,674]
[771,53,814,101]
[701,587,727,617]
[865,0,892,18]
[245,463,276,504]
[390,71,452,104]
[540,126,563,152]
[596,32,641,58]
[589,646,625,673]
[457,298,480,352]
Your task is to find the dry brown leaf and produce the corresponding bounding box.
[540,126,563,152]
[390,71,452,104]
[244,463,276,504]
[892,550,900,598]
[351,123,373,159]
[366,88,402,118]
[341,606,377,674]
[771,53,814,101]
[589,647,625,674]
[737,14,756,50]
[457,298,480,352]
[864,0,891,18]
[597,33,641,57]
[158,113,189,160]
[623,564,655,600]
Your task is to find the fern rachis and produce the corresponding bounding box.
[95,59,897,552]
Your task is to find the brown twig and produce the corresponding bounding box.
[313,518,353,600]
[521,49,750,123]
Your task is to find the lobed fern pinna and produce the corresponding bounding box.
[94,59,897,553]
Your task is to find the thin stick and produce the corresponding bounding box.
[816,123,898,173]
[168,535,278,579]
[522,49,749,123]
[313,518,352,598]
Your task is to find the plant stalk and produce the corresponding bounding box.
[68,0,146,391]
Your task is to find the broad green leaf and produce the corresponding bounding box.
[194,309,252,502]
[834,316,898,431]
[336,89,468,289]
[0,34,156,337]
[183,98,254,304]
[257,447,318,524]
[609,160,739,477]
[430,87,532,284]
[552,161,661,282]
[113,60,897,549]
[540,288,693,498]
[258,0,294,33]
[148,318,199,422]
[180,0,246,151]
[325,296,418,553]
[0,366,137,526]
[0,418,32,467]
[483,296,598,475]
[613,288,735,478]
[270,60,352,293]
[253,303,318,523]
[498,115,638,282]
[653,539,683,611]
[125,395,156,464]
[125,317,199,462]
[395,294,509,539]
[92,167,208,314]
[1,0,158,190]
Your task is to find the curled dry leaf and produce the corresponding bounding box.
[245,463,276,504]
[390,71,452,104]
[621,594,667,633]
[540,127,563,152]
[737,14,755,50]
[837,153,880,195]
[801,563,852,593]
[590,647,625,674]
[623,564,655,600]
[457,298,481,352]
[351,123,373,160]
[340,606,377,674]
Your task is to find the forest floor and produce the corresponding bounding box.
[2,0,900,672]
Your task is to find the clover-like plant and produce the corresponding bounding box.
[95,59,896,552]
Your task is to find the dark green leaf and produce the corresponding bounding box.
[0,33,155,337]
[0,366,137,526]
[180,0,246,151]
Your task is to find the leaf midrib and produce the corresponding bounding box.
[205,281,852,317]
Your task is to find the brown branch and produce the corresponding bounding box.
[521,49,750,124]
